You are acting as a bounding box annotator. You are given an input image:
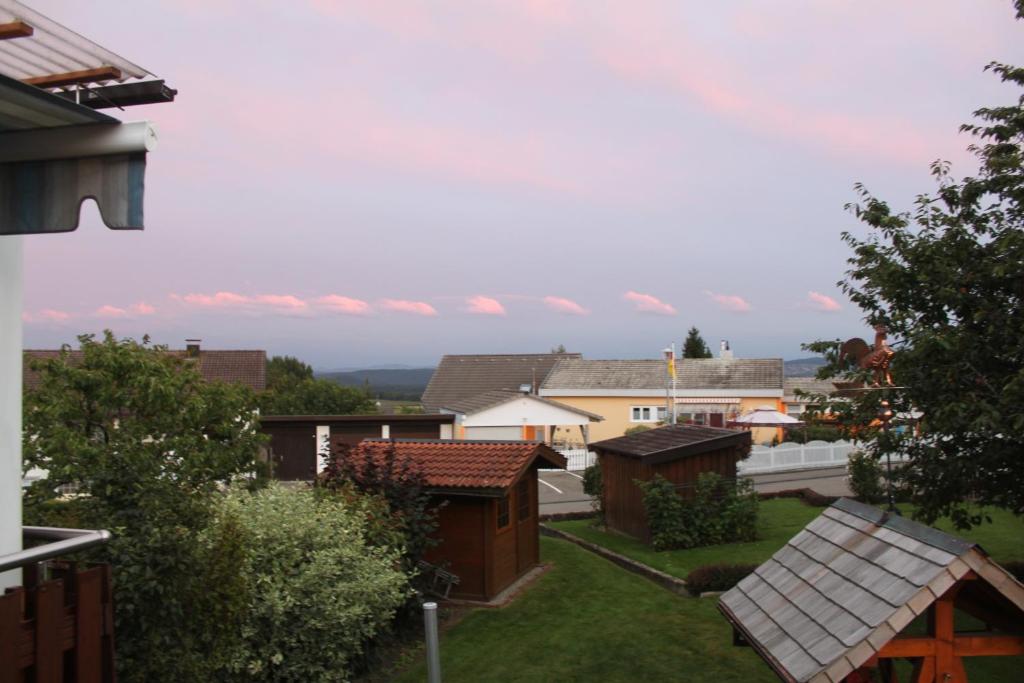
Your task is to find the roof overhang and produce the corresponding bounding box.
[540,389,783,398]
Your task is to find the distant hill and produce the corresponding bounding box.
[784,357,826,377]
[317,367,434,401]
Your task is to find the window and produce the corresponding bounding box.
[497,496,510,529]
[517,479,530,521]
[656,406,667,421]
[630,406,662,422]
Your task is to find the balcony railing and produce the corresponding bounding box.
[0,527,115,681]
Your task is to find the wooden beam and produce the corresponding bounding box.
[0,21,33,40]
[953,635,1024,657]
[877,637,936,658]
[23,66,122,89]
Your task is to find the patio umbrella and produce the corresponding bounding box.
[731,406,805,427]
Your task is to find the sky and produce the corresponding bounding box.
[20,1,1024,369]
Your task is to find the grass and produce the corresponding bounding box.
[548,499,1024,581]
[393,534,1023,682]
[393,536,777,683]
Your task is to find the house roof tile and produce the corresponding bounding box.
[23,348,267,392]
[421,353,581,412]
[541,358,783,392]
[350,438,567,492]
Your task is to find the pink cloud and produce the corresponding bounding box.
[466,295,507,316]
[131,302,156,315]
[704,291,752,313]
[379,299,438,316]
[178,291,251,308]
[543,295,588,316]
[23,309,72,323]
[95,305,129,318]
[807,291,841,312]
[623,291,676,316]
[254,294,308,311]
[315,295,372,316]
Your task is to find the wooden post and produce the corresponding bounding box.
[75,567,104,683]
[0,589,21,683]
[35,579,64,682]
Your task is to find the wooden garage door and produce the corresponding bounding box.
[270,427,317,480]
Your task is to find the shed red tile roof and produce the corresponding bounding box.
[351,439,567,492]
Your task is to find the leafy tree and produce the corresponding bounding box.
[259,377,375,415]
[805,7,1024,529]
[22,332,265,680]
[551,343,567,353]
[682,327,713,358]
[266,354,313,388]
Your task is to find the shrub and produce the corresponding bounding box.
[213,484,411,682]
[582,462,604,520]
[637,473,759,551]
[848,451,885,504]
[624,424,654,436]
[685,563,758,596]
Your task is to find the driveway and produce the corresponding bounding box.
[539,465,853,516]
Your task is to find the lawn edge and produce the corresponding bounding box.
[539,524,689,596]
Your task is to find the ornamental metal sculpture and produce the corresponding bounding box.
[838,324,896,387]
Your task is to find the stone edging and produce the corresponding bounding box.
[539,524,689,596]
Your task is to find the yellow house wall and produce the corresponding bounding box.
[550,395,784,445]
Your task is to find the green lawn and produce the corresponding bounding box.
[393,534,1023,682]
[393,536,776,683]
[548,499,1024,581]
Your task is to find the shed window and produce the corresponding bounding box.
[497,496,510,529]
[517,479,530,521]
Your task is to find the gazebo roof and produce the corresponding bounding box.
[719,498,1024,683]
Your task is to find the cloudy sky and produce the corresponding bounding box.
[21,1,1024,369]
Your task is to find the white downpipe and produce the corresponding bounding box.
[0,237,23,588]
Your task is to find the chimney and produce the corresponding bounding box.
[185,339,201,358]
[720,339,733,360]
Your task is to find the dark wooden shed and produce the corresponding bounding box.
[352,439,567,601]
[260,414,455,480]
[720,498,1024,683]
[591,424,751,542]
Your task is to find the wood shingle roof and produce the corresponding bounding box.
[718,498,1024,683]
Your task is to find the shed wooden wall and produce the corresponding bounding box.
[426,469,540,601]
[600,444,744,542]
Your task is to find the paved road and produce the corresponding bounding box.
[538,466,853,515]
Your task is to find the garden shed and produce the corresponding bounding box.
[590,424,751,542]
[350,439,566,601]
[719,498,1024,683]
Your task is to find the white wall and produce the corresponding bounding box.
[461,396,594,428]
[315,425,330,474]
[465,426,523,440]
[0,238,22,588]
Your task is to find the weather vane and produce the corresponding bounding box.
[838,324,905,513]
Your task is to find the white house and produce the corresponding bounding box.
[441,389,603,444]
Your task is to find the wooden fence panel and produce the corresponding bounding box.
[0,589,20,683]
[76,566,104,683]
[35,579,64,683]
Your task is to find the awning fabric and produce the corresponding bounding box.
[0,153,144,234]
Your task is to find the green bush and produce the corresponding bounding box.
[685,563,758,596]
[847,451,885,504]
[582,462,604,520]
[637,473,759,551]
[213,484,411,682]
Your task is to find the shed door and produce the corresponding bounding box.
[270,427,317,480]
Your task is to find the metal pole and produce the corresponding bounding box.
[423,601,442,683]
[670,342,677,425]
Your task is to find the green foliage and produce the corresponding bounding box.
[784,423,844,443]
[551,343,567,353]
[847,451,885,505]
[582,461,604,520]
[684,563,757,596]
[22,332,265,680]
[319,441,438,567]
[804,18,1024,528]
[212,484,410,682]
[682,326,713,359]
[637,473,759,551]
[259,377,376,415]
[266,354,314,388]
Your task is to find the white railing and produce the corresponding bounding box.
[554,448,595,472]
[738,440,858,474]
